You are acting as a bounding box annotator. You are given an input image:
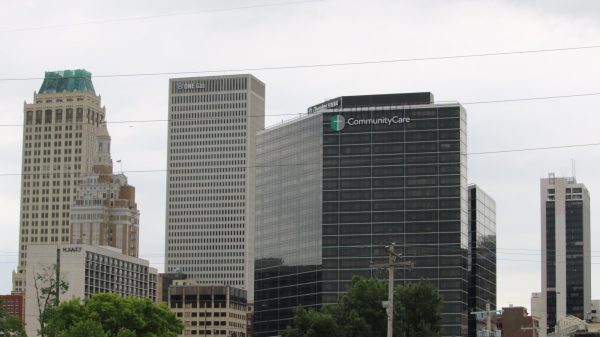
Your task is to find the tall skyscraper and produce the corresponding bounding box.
[14,69,107,292]
[468,184,497,337]
[254,93,472,337]
[540,174,591,335]
[164,74,265,298]
[70,123,140,257]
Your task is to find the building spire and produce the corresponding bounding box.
[94,122,112,168]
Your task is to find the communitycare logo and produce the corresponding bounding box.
[330,115,346,131]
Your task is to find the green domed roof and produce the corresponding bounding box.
[39,69,96,95]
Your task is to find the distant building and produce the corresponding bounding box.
[531,292,543,321]
[24,244,157,337]
[0,292,24,321]
[168,280,248,337]
[70,123,140,257]
[540,175,591,335]
[14,69,108,292]
[164,75,265,301]
[497,306,540,337]
[468,184,497,337]
[590,300,600,323]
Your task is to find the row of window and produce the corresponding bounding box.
[170,174,246,182]
[167,244,245,252]
[169,188,246,196]
[25,108,103,126]
[171,90,248,103]
[169,132,247,142]
[34,96,90,104]
[171,117,247,126]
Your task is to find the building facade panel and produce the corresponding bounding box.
[254,113,323,335]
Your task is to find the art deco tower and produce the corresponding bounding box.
[14,69,107,291]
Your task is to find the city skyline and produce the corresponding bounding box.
[1,0,600,314]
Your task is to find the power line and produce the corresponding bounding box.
[0,0,323,34]
[468,141,600,155]
[1,91,599,128]
[1,44,599,82]
[0,140,599,177]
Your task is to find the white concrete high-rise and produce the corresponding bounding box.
[13,69,107,292]
[164,74,265,300]
[540,174,591,336]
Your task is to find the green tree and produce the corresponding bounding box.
[33,264,69,337]
[57,320,107,337]
[283,276,442,337]
[394,281,443,337]
[336,277,387,337]
[44,293,183,337]
[0,297,27,337]
[283,307,342,337]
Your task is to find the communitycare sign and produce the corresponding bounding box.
[330,114,411,131]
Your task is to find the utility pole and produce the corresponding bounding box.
[371,244,414,337]
[470,304,501,337]
[55,247,60,306]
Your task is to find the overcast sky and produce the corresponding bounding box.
[1,0,599,311]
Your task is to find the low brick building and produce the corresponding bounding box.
[1,292,24,321]
[497,306,539,337]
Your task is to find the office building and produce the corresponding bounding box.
[540,174,591,335]
[254,93,471,337]
[70,123,140,257]
[468,184,497,337]
[168,281,248,337]
[164,75,265,299]
[24,244,157,337]
[14,69,107,292]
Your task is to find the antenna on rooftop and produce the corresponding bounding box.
[571,158,576,179]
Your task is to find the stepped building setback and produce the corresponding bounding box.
[70,123,140,257]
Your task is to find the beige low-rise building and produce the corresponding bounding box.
[169,280,248,337]
[25,244,157,337]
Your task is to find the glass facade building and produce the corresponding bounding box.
[467,185,497,337]
[255,93,481,337]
